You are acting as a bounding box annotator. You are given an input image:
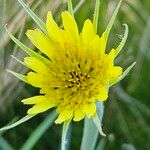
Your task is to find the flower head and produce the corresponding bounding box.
[20,10,122,124]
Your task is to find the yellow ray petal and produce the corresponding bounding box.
[99,32,107,53]
[22,96,46,105]
[73,107,85,121]
[26,29,55,59]
[81,19,95,49]
[27,72,50,88]
[111,66,122,77]
[24,57,50,74]
[109,66,122,85]
[97,86,108,101]
[55,109,73,124]
[83,102,96,118]
[46,12,63,45]
[61,11,79,41]
[27,100,55,115]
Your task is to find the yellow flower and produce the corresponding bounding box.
[20,11,122,124]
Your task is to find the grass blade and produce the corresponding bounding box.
[21,111,57,150]
[0,136,13,150]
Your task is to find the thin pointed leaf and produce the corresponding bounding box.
[115,24,129,56]
[68,0,74,16]
[21,111,57,150]
[11,55,26,66]
[92,113,106,137]
[111,62,136,86]
[61,119,71,150]
[81,102,104,150]
[17,0,46,34]
[5,26,50,66]
[7,70,27,83]
[105,0,122,39]
[0,115,35,132]
[93,0,100,32]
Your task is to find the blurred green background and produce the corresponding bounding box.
[0,0,150,149]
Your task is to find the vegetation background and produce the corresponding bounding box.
[0,0,150,149]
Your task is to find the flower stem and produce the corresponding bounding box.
[61,119,71,150]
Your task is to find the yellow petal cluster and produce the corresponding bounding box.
[22,11,122,124]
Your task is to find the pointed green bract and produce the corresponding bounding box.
[92,113,106,137]
[11,55,26,66]
[61,119,71,150]
[17,0,47,34]
[93,0,100,32]
[115,24,129,56]
[111,62,136,86]
[5,26,51,66]
[0,115,35,132]
[118,62,136,82]
[7,70,27,83]
[68,0,74,16]
[105,0,122,40]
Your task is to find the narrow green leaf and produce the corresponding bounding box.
[81,102,104,150]
[115,24,129,56]
[105,0,122,39]
[17,0,46,34]
[7,70,27,83]
[111,62,136,86]
[11,55,26,66]
[5,26,50,66]
[0,115,35,132]
[68,0,74,16]
[92,113,106,137]
[61,119,71,150]
[93,0,100,32]
[21,111,57,150]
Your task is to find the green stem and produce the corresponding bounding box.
[61,119,71,150]
[80,102,104,150]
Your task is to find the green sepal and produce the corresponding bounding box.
[93,0,100,32]
[115,24,129,56]
[105,0,122,40]
[17,0,47,34]
[0,115,35,132]
[92,112,106,137]
[68,0,74,16]
[111,62,136,86]
[11,55,26,66]
[7,70,27,83]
